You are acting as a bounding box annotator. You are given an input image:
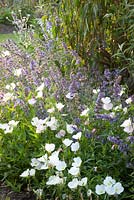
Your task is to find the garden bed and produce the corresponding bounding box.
[0,24,15,34]
[0,184,36,200]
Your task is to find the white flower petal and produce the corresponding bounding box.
[55,161,67,171]
[79,177,88,186]
[68,167,80,176]
[68,178,79,189]
[72,157,82,167]
[72,132,82,140]
[95,184,106,195]
[71,142,80,152]
[46,175,63,185]
[105,186,115,195]
[101,97,111,104]
[113,182,124,194]
[63,139,73,147]
[45,143,55,153]
[103,176,116,187]
[66,124,77,134]
[56,103,64,111]
[80,108,89,116]
[66,92,75,99]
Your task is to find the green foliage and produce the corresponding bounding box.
[0,1,134,199]
[0,32,133,199]
[0,7,13,24]
[113,1,134,71]
[39,0,134,72]
[0,0,36,25]
[0,33,16,42]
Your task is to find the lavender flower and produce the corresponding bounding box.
[107,136,121,145]
[127,136,134,144]
[104,69,112,80]
[30,60,37,70]
[118,143,129,153]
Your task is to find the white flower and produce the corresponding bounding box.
[101,97,113,111]
[3,92,14,102]
[123,107,127,114]
[87,189,92,197]
[0,123,8,130]
[68,167,80,176]
[119,87,125,96]
[93,88,100,94]
[46,175,63,185]
[46,117,58,130]
[31,117,47,133]
[56,161,67,171]
[0,121,19,134]
[38,154,48,163]
[63,139,73,147]
[79,177,88,186]
[105,186,115,195]
[55,130,66,138]
[34,189,43,198]
[68,178,79,189]
[101,97,111,104]
[3,124,13,134]
[29,169,35,176]
[114,104,122,111]
[47,107,55,113]
[37,154,48,170]
[71,142,80,152]
[48,151,60,167]
[72,132,82,140]
[113,182,124,195]
[36,91,43,98]
[66,92,75,99]
[56,103,64,111]
[8,120,19,127]
[120,118,134,133]
[103,103,113,110]
[66,124,77,134]
[28,98,36,105]
[2,50,10,57]
[109,112,116,118]
[20,169,35,177]
[103,176,116,187]
[31,117,40,127]
[80,108,89,116]
[31,158,41,170]
[6,83,16,90]
[125,97,132,104]
[36,124,46,133]
[45,143,55,153]
[95,184,106,195]
[72,157,82,167]
[14,68,22,77]
[36,83,44,91]
[20,169,29,177]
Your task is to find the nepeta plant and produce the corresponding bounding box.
[0,12,133,200]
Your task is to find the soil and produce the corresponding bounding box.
[0,183,36,200]
[0,24,15,34]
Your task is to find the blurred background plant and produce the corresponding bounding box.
[36,0,134,73]
[0,0,37,25]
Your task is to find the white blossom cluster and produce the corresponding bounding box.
[95,176,124,196]
[0,120,19,134]
[31,116,58,133]
[120,118,134,134]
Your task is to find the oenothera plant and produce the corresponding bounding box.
[0,22,133,199]
[1,75,133,199]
